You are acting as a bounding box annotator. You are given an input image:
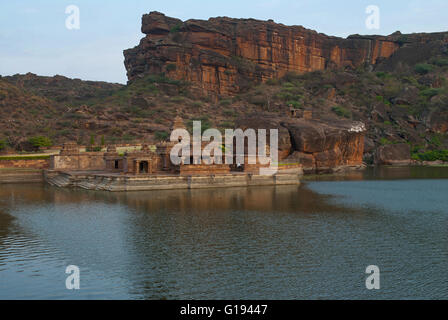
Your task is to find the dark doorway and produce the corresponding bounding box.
[139,161,149,174]
[114,160,119,169]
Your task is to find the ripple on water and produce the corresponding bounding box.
[0,171,448,299]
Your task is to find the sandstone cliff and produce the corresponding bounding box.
[124,12,399,96]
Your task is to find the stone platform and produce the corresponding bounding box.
[44,169,302,192]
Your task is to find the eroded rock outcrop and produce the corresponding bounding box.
[236,114,366,173]
[375,143,411,166]
[124,12,399,96]
[283,119,366,173]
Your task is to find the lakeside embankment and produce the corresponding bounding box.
[1,159,447,186]
[0,155,50,184]
[1,152,447,186]
[0,168,44,184]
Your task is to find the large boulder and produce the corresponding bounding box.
[283,119,366,173]
[235,116,367,173]
[375,143,411,165]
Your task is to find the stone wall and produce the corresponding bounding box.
[0,169,44,184]
[51,153,106,171]
[45,170,302,192]
[179,164,231,175]
[0,159,49,169]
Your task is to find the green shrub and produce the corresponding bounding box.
[0,139,6,151]
[154,131,169,141]
[188,116,212,134]
[121,134,135,142]
[90,134,95,146]
[287,100,302,109]
[231,56,257,73]
[190,101,203,108]
[0,155,50,161]
[166,63,177,72]
[331,106,351,118]
[430,57,448,67]
[220,121,235,128]
[376,72,391,79]
[223,109,237,117]
[170,24,182,33]
[28,136,52,149]
[420,88,442,98]
[248,95,267,107]
[171,96,185,103]
[266,79,279,86]
[430,134,443,147]
[380,137,393,145]
[282,82,295,89]
[412,150,448,162]
[383,81,402,101]
[396,36,408,47]
[402,76,419,86]
[411,145,424,154]
[219,99,232,107]
[414,63,434,75]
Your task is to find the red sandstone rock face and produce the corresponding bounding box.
[283,119,366,173]
[235,115,366,173]
[124,12,399,96]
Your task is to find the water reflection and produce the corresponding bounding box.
[305,166,448,181]
[0,167,447,299]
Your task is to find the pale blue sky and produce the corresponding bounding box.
[0,0,447,83]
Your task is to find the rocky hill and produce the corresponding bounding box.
[124,12,448,97]
[124,12,400,96]
[1,12,448,166]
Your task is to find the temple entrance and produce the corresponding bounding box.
[139,161,149,174]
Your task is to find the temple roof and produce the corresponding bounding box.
[172,115,186,131]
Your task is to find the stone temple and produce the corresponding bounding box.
[45,116,303,191]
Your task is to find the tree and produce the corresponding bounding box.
[155,131,169,141]
[0,139,7,151]
[28,136,52,149]
[90,134,95,147]
[414,64,434,75]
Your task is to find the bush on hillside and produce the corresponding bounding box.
[414,64,434,75]
[331,106,351,118]
[28,136,52,149]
